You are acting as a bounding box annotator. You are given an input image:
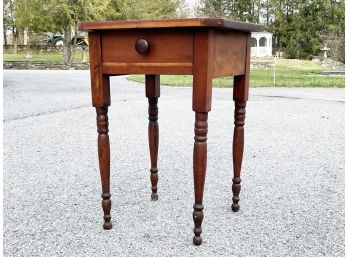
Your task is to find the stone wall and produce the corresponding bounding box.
[321,58,345,71]
[4,45,63,54]
[4,59,277,70]
[250,57,275,69]
[3,61,89,70]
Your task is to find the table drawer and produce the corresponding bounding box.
[101,29,194,74]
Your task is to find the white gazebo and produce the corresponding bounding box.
[251,31,273,57]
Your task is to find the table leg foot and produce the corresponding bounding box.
[192,112,208,246]
[102,193,112,229]
[193,203,204,245]
[232,101,246,212]
[193,236,202,246]
[232,177,241,212]
[150,169,159,200]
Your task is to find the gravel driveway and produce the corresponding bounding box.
[3,70,345,257]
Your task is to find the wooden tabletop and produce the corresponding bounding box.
[79,18,263,32]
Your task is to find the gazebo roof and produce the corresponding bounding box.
[251,31,273,35]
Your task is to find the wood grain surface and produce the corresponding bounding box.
[79,18,263,32]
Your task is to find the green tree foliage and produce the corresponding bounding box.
[269,0,330,59]
[321,0,345,63]
[198,0,345,62]
[3,0,19,53]
[102,0,182,20]
[5,0,182,64]
[125,0,180,19]
[13,0,115,64]
[3,0,15,40]
[197,0,259,22]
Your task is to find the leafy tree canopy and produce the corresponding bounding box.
[198,0,345,61]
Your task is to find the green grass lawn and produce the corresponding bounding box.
[128,59,344,88]
[3,52,87,63]
[3,52,344,87]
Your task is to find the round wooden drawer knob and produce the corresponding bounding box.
[135,38,149,54]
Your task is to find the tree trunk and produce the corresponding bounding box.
[3,29,7,46]
[13,29,18,54]
[62,25,72,66]
[25,29,31,57]
[81,48,88,63]
[266,0,269,25]
[69,21,79,65]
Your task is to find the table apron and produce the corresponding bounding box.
[102,62,193,75]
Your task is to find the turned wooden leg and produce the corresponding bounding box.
[148,97,159,200]
[88,32,112,229]
[191,29,213,245]
[192,112,208,245]
[145,75,160,200]
[96,106,112,229]
[231,101,246,212]
[231,34,251,212]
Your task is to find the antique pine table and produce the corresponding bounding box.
[79,18,262,245]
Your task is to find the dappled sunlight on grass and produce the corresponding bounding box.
[275,59,323,70]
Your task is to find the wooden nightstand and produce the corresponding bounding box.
[79,18,262,245]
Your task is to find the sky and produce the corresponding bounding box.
[186,0,199,8]
[185,0,200,16]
